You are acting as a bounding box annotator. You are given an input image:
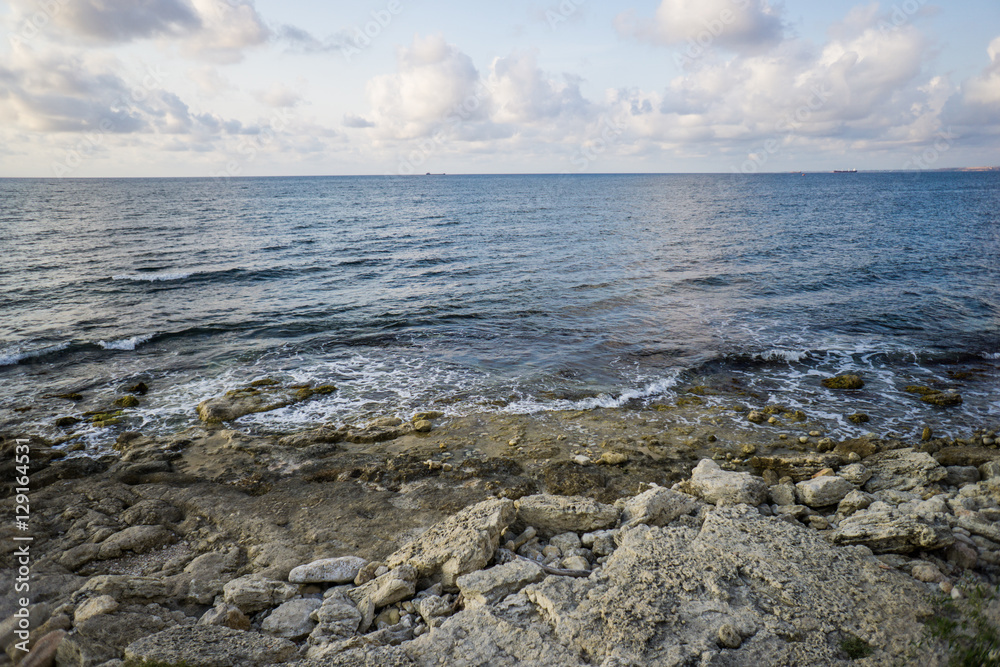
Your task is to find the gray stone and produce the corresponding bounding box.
[863,449,947,493]
[385,498,515,590]
[979,461,1000,480]
[261,598,322,640]
[415,595,453,629]
[795,476,854,508]
[348,565,417,609]
[945,466,981,487]
[832,508,954,553]
[615,486,699,528]
[197,391,295,423]
[222,575,298,614]
[515,495,619,537]
[198,603,251,631]
[456,559,546,609]
[310,595,362,642]
[769,483,797,506]
[96,525,176,560]
[120,499,183,526]
[683,459,767,506]
[289,556,368,584]
[79,575,168,602]
[717,623,742,649]
[124,626,296,666]
[838,463,872,486]
[957,512,1000,543]
[548,532,582,554]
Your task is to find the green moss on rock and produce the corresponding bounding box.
[114,395,141,408]
[821,375,864,390]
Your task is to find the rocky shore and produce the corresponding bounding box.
[2,380,1000,666]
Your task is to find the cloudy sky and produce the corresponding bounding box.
[1,0,998,177]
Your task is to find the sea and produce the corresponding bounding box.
[1,173,998,450]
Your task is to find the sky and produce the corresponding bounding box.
[0,0,998,177]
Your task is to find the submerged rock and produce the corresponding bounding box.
[920,392,963,407]
[821,374,864,389]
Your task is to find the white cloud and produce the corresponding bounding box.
[490,50,590,125]
[617,0,783,53]
[365,35,488,140]
[963,36,1000,107]
[179,0,271,63]
[253,83,302,108]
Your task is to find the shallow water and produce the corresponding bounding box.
[1,173,997,446]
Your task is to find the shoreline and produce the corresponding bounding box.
[2,380,999,665]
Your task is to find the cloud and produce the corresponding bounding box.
[343,114,374,128]
[253,83,301,108]
[365,35,488,140]
[963,36,1000,107]
[490,50,590,124]
[617,0,783,53]
[5,0,270,63]
[8,0,201,43]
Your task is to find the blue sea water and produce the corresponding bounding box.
[1,173,997,447]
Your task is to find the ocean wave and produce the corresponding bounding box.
[97,334,155,351]
[503,374,681,414]
[113,272,192,282]
[757,349,810,362]
[0,342,72,366]
[983,352,1000,360]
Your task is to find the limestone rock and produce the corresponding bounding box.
[261,598,322,640]
[769,483,797,506]
[862,449,947,493]
[832,508,954,553]
[222,575,298,614]
[616,486,700,528]
[795,475,853,508]
[838,463,872,486]
[750,454,843,482]
[945,466,980,487]
[73,596,118,624]
[97,525,176,560]
[310,595,362,642]
[79,575,168,602]
[124,626,296,666]
[415,595,453,630]
[120,499,183,526]
[936,446,1000,467]
[456,559,546,609]
[515,495,619,537]
[684,459,767,506]
[289,556,368,584]
[198,603,251,631]
[920,392,962,407]
[385,498,515,590]
[348,565,417,609]
[196,389,295,423]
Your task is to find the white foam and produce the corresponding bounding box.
[113,272,192,282]
[758,349,809,362]
[97,334,155,351]
[983,352,1000,360]
[0,342,71,366]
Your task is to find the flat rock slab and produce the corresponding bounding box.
[386,498,515,590]
[616,486,700,528]
[862,449,947,493]
[97,525,176,560]
[223,575,299,614]
[795,475,854,508]
[456,559,545,609]
[125,626,297,666]
[514,495,619,537]
[290,556,368,584]
[261,597,322,640]
[832,508,954,553]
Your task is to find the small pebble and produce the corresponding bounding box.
[984,438,996,446]
[799,436,809,444]
[778,434,788,440]
[809,431,821,437]
[573,454,590,466]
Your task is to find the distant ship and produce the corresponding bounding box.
[833,169,858,173]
